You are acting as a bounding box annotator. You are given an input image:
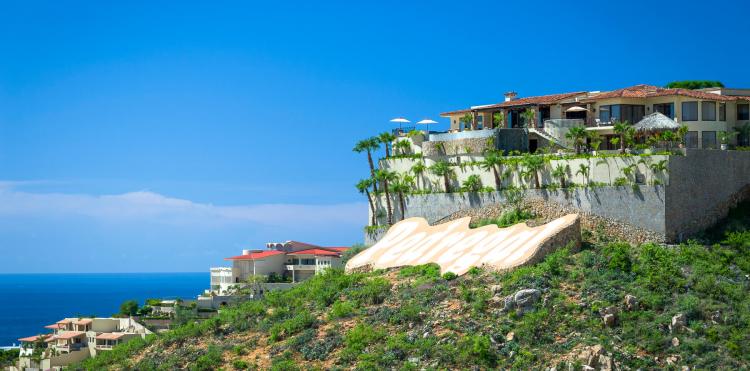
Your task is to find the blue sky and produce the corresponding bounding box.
[1,1,749,272]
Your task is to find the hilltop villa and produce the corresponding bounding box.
[13,317,151,371]
[208,241,349,294]
[431,84,750,153]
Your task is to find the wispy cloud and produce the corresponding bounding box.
[0,183,367,227]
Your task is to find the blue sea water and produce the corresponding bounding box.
[0,272,206,347]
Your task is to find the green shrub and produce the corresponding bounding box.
[399,263,441,279]
[342,323,386,362]
[329,300,356,319]
[607,242,633,272]
[269,312,317,341]
[634,243,683,293]
[232,359,250,370]
[190,345,222,371]
[457,334,496,367]
[442,272,458,281]
[349,277,392,305]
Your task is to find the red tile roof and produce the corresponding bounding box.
[18,334,50,342]
[96,333,127,340]
[327,247,350,252]
[584,84,736,101]
[56,331,85,339]
[440,91,587,116]
[44,324,61,329]
[73,318,92,325]
[287,248,342,256]
[225,250,286,260]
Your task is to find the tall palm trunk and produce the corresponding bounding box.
[383,180,393,224]
[620,134,625,154]
[534,172,540,189]
[365,189,377,226]
[397,191,406,221]
[384,144,390,158]
[443,175,451,193]
[492,166,501,190]
[367,151,377,192]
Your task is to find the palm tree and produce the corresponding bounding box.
[565,126,588,154]
[375,169,397,224]
[522,154,545,189]
[649,159,668,184]
[480,151,504,190]
[576,163,591,186]
[429,160,455,193]
[353,138,381,192]
[356,179,378,226]
[394,140,411,156]
[378,132,396,158]
[410,161,427,190]
[622,164,637,184]
[612,121,632,154]
[521,108,536,128]
[462,175,483,192]
[391,174,414,221]
[551,164,569,188]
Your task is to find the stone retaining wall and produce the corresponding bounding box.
[368,150,750,244]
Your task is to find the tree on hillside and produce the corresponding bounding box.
[353,138,380,192]
[480,151,504,190]
[576,163,591,186]
[429,160,455,193]
[612,121,634,154]
[665,80,724,90]
[459,113,474,130]
[119,300,139,317]
[552,164,569,188]
[565,126,588,154]
[375,169,397,224]
[410,161,426,190]
[377,132,396,158]
[391,174,414,221]
[521,154,545,189]
[356,178,378,226]
[521,108,536,129]
[394,140,411,156]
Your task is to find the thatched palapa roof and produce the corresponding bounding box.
[633,112,680,132]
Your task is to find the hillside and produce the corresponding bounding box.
[75,204,750,370]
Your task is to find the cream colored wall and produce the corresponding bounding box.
[91,319,119,332]
[550,104,563,120]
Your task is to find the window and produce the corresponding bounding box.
[701,101,716,121]
[685,131,699,149]
[702,131,717,149]
[599,104,644,124]
[653,103,674,118]
[719,103,726,121]
[682,101,698,121]
[738,104,750,120]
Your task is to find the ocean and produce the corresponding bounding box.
[0,272,206,347]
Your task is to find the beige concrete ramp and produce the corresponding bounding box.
[347,214,581,276]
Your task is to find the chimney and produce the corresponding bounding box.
[504,91,518,102]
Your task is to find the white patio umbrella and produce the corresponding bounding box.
[416,119,438,133]
[390,117,411,130]
[565,106,588,112]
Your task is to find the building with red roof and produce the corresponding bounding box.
[16,317,151,370]
[430,83,750,153]
[208,240,350,294]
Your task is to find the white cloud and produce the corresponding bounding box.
[0,184,367,227]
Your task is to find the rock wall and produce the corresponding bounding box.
[373,186,666,240]
[665,149,750,240]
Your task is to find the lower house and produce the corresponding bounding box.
[12,317,151,371]
[206,240,349,295]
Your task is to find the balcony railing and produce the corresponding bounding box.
[285,264,317,270]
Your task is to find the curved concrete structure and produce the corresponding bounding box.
[346,214,581,276]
